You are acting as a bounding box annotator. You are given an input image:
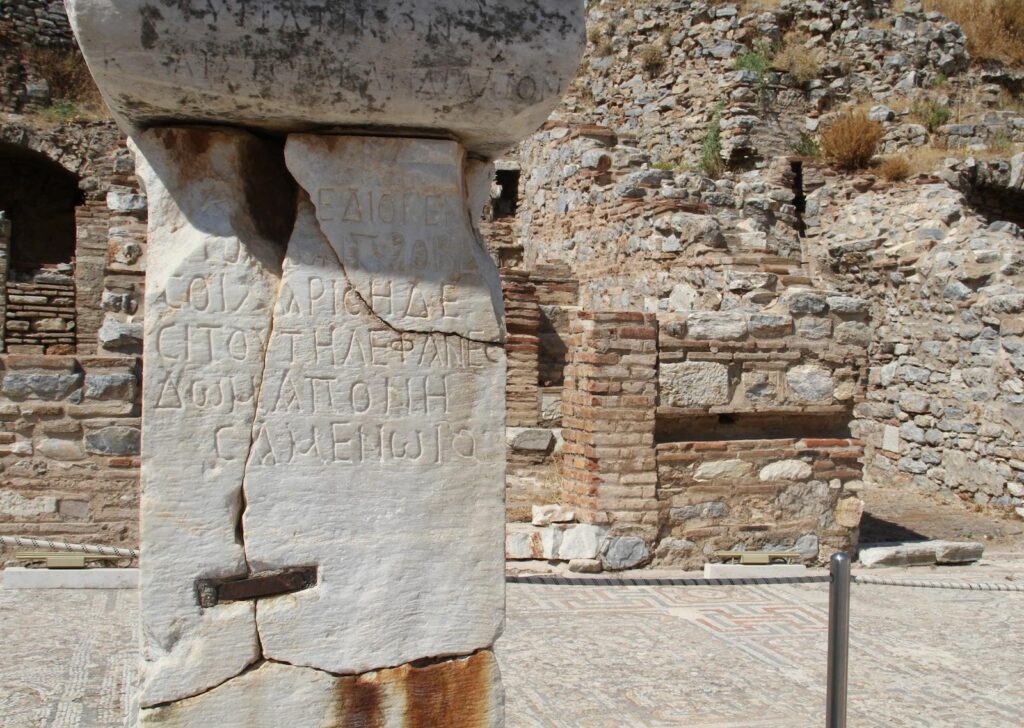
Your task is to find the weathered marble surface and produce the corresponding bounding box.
[246,137,506,674]
[134,128,506,723]
[65,0,585,157]
[140,652,503,727]
[135,127,291,707]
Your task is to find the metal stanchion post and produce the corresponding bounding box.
[826,551,851,728]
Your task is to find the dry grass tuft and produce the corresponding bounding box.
[637,44,666,77]
[877,155,913,182]
[820,110,885,171]
[589,25,615,56]
[923,0,1024,67]
[909,97,952,132]
[773,31,822,84]
[24,47,103,108]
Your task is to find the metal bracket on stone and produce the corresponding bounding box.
[196,567,318,608]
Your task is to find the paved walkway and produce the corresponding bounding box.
[2,560,1022,727]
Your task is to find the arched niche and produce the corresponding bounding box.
[0,142,83,271]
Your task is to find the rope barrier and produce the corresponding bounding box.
[0,535,138,559]
[854,575,1024,592]
[506,572,1024,592]
[506,574,831,586]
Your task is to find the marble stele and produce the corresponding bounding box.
[65,1,585,725]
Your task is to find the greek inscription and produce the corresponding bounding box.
[248,421,478,468]
[318,188,455,228]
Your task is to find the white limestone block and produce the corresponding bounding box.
[693,458,754,482]
[557,524,606,560]
[531,503,574,526]
[66,0,585,158]
[859,540,984,568]
[243,137,506,675]
[505,524,543,560]
[133,127,288,707]
[882,424,901,453]
[540,526,562,560]
[759,459,814,482]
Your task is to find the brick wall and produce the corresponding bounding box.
[0,353,140,558]
[4,271,76,353]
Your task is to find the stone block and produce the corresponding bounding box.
[786,365,835,402]
[834,321,871,347]
[36,438,87,461]
[531,504,575,526]
[136,652,502,728]
[671,501,727,520]
[741,370,778,404]
[509,428,555,453]
[653,538,696,565]
[0,490,57,517]
[98,317,143,353]
[826,295,869,315]
[858,540,984,568]
[748,313,793,337]
[85,426,141,455]
[506,524,543,560]
[601,535,650,570]
[568,558,603,573]
[834,498,864,528]
[107,188,147,212]
[1,372,82,400]
[558,524,606,560]
[686,311,748,341]
[783,290,828,315]
[693,459,753,482]
[882,425,901,453]
[84,371,138,400]
[660,361,730,408]
[759,460,813,482]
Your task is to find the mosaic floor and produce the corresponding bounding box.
[1,562,1022,727]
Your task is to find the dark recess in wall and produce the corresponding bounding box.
[0,142,82,269]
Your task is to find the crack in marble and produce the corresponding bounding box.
[235,269,286,575]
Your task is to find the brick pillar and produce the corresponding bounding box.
[560,311,659,539]
[501,268,541,427]
[73,196,108,354]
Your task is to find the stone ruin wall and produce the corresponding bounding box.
[0,0,77,113]
[818,158,1024,510]
[1,0,1023,566]
[0,95,146,552]
[0,353,140,549]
